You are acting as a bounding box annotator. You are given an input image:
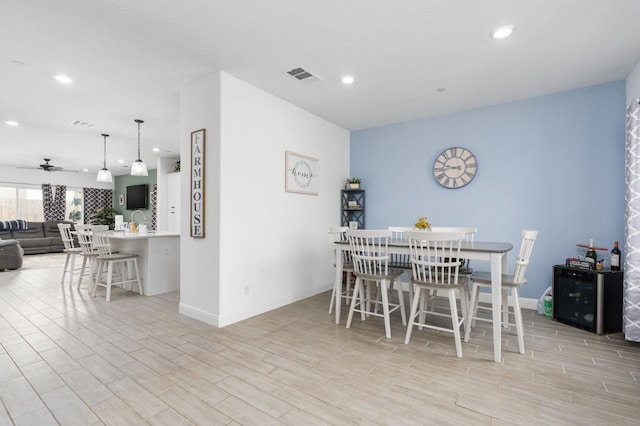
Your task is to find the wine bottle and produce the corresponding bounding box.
[611,240,621,271]
[585,239,597,268]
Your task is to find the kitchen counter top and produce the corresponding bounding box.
[107,231,180,239]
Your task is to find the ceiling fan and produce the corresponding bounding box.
[18,158,76,172]
[38,158,64,172]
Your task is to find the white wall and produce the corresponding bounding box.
[627,59,640,103]
[178,71,350,327]
[179,72,222,324]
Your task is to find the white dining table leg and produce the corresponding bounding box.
[334,244,344,324]
[490,252,506,363]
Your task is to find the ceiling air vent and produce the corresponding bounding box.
[70,120,94,128]
[285,66,322,82]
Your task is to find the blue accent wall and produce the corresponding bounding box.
[351,81,626,299]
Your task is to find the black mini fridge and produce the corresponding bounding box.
[552,265,623,334]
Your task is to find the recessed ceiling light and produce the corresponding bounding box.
[53,74,73,84]
[341,75,355,85]
[82,168,89,172]
[117,159,125,164]
[5,120,19,126]
[152,147,160,152]
[490,24,515,40]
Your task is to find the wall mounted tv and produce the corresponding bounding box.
[126,184,149,210]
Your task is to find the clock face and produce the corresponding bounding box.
[433,147,477,189]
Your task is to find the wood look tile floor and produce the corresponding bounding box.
[1,264,639,425]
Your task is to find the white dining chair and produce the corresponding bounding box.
[58,223,82,286]
[404,230,469,358]
[388,226,414,306]
[388,226,412,270]
[464,229,538,355]
[430,226,477,276]
[76,229,96,290]
[76,225,109,291]
[346,229,406,339]
[92,231,142,302]
[423,226,477,314]
[328,226,354,315]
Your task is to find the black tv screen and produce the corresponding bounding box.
[126,184,149,210]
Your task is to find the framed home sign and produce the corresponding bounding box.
[285,151,319,195]
[190,129,205,238]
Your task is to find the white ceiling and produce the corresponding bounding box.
[1,0,640,177]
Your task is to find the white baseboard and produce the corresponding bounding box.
[179,302,220,327]
[476,292,538,311]
[179,283,541,329]
[180,284,328,328]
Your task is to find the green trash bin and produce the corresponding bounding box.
[543,295,552,317]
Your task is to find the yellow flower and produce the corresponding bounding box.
[414,216,431,230]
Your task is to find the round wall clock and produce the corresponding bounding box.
[433,147,478,189]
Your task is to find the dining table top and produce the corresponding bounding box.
[336,238,513,254]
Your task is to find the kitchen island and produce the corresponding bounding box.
[106,231,180,296]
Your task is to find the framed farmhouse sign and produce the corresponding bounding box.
[285,151,319,195]
[190,129,205,238]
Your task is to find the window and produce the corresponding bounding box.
[0,185,84,223]
[66,190,83,223]
[17,188,44,221]
[0,187,17,221]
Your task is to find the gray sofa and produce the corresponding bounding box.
[0,240,23,270]
[0,220,74,255]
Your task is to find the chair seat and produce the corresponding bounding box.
[355,267,405,281]
[412,276,468,289]
[471,271,525,287]
[98,252,138,261]
[64,247,83,254]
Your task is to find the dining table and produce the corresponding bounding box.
[333,238,514,362]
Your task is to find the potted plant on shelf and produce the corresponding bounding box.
[346,177,361,189]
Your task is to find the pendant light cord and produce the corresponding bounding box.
[137,121,141,159]
[135,119,144,161]
[101,133,109,168]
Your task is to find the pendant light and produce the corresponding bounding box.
[131,118,148,176]
[96,133,113,183]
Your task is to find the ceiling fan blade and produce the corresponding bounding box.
[49,167,78,173]
[16,164,78,172]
